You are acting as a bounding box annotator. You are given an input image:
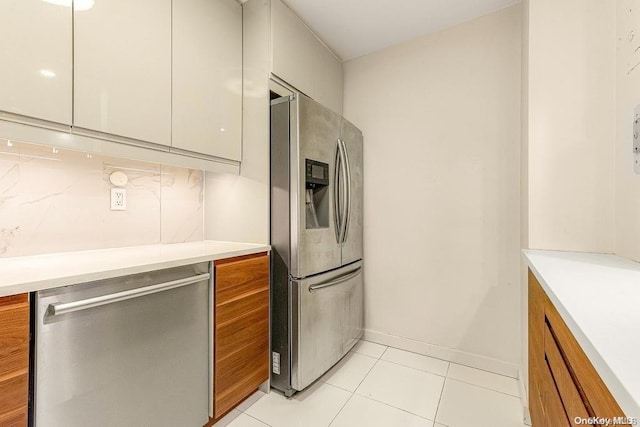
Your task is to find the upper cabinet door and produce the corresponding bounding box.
[173,0,242,161]
[0,0,72,125]
[74,0,172,146]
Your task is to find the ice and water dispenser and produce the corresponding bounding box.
[305,159,329,229]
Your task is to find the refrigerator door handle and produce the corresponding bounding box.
[340,138,352,244]
[336,138,349,245]
[334,140,343,243]
[308,266,362,292]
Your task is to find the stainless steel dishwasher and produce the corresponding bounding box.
[34,262,211,427]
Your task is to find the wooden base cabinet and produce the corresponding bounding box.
[528,271,625,426]
[212,253,269,422]
[0,294,29,427]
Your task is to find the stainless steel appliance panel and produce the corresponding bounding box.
[291,261,363,391]
[35,264,210,427]
[270,93,364,396]
[270,97,293,394]
[339,118,364,266]
[293,95,342,279]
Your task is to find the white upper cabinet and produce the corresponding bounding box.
[0,0,72,125]
[74,0,172,146]
[172,0,242,161]
[270,0,343,115]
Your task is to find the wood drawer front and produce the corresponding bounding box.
[216,288,269,325]
[216,293,269,359]
[0,405,27,427]
[545,300,625,418]
[0,373,28,417]
[0,301,29,379]
[544,324,589,421]
[0,294,27,309]
[543,362,571,427]
[215,253,269,304]
[213,252,270,420]
[214,337,269,418]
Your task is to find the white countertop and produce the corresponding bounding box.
[523,250,640,419]
[0,241,270,297]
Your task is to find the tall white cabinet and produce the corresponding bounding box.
[172,0,242,161]
[0,0,72,125]
[73,0,172,146]
[270,0,343,114]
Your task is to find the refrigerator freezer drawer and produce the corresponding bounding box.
[291,261,364,391]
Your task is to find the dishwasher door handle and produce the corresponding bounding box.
[48,273,211,316]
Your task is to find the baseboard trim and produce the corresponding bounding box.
[518,366,532,425]
[363,329,520,378]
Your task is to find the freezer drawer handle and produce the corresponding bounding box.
[48,273,211,316]
[308,267,361,293]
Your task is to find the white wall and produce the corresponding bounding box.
[615,0,640,262]
[520,0,530,400]
[519,0,616,409]
[526,0,616,253]
[343,5,522,372]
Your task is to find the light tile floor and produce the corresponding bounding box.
[215,340,527,427]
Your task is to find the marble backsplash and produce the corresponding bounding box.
[0,138,204,258]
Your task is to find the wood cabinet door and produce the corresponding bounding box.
[542,361,571,427]
[214,253,270,420]
[544,325,589,422]
[172,0,242,161]
[545,298,625,420]
[74,0,172,146]
[0,294,29,425]
[0,0,72,124]
[528,270,546,426]
[529,269,627,426]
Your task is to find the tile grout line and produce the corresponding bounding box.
[378,358,448,378]
[376,343,452,366]
[431,371,449,426]
[448,362,520,380]
[444,377,522,399]
[354,349,439,423]
[353,392,437,423]
[367,340,518,380]
[353,352,381,392]
[327,391,355,427]
[377,345,389,360]
[244,411,272,427]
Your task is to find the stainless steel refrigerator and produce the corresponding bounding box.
[270,93,364,396]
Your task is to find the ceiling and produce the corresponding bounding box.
[279,0,520,61]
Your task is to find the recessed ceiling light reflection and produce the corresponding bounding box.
[75,0,94,11]
[40,69,56,78]
[7,140,13,147]
[41,0,94,11]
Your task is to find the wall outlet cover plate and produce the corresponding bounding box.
[111,188,126,211]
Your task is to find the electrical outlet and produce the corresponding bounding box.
[111,188,126,211]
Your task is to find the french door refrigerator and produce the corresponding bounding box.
[270,93,364,396]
